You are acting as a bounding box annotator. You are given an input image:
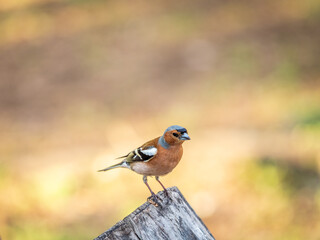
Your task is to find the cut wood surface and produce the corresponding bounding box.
[95,186,215,240]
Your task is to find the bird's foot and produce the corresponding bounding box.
[163,188,169,197]
[147,193,160,207]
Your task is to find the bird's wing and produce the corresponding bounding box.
[124,137,160,163]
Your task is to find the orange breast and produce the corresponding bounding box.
[131,144,183,176]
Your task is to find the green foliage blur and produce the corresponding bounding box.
[1,0,320,239]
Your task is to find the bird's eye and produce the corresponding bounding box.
[173,133,179,137]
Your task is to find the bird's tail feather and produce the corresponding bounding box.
[98,162,128,172]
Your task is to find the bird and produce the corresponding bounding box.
[98,125,190,205]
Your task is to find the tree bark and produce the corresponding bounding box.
[95,186,215,240]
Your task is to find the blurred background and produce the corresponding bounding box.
[1,0,320,239]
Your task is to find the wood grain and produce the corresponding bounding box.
[95,187,215,240]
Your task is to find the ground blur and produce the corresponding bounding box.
[1,0,320,239]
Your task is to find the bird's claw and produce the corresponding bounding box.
[147,193,160,207]
[164,189,169,197]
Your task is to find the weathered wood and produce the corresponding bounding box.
[95,187,215,240]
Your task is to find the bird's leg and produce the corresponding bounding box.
[143,176,159,206]
[155,176,169,196]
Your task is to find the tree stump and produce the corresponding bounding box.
[95,186,215,240]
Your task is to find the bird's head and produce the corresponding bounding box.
[162,125,191,145]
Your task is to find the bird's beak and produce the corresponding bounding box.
[180,132,191,140]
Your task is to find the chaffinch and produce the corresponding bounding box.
[98,125,190,205]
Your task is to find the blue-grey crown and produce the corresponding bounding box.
[164,125,187,134]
